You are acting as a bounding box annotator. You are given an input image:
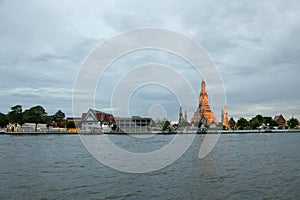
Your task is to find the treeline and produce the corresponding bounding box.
[0,105,72,131]
[233,114,299,130]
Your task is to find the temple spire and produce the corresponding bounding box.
[222,106,229,129]
[201,81,206,94]
[191,80,219,125]
[179,106,183,123]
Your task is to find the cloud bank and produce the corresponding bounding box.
[0,0,299,120]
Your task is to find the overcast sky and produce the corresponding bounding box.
[0,0,299,121]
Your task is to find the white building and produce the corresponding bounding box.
[81,109,114,133]
[115,116,153,133]
[18,123,48,132]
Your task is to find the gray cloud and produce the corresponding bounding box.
[0,0,299,120]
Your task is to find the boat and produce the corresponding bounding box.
[197,124,207,134]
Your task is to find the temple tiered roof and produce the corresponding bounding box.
[190,81,219,125]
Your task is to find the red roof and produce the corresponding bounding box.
[81,109,115,124]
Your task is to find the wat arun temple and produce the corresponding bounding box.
[190,80,228,127]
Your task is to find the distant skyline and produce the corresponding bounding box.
[0,0,299,120]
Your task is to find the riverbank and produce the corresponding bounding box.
[0,131,78,135]
[1,129,300,135]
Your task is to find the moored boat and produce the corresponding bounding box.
[197,124,207,134]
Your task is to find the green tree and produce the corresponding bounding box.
[0,113,9,128]
[264,116,278,128]
[23,105,47,132]
[254,115,264,124]
[162,120,171,131]
[66,121,76,129]
[43,115,53,125]
[237,117,249,130]
[52,110,65,127]
[288,117,299,129]
[7,105,24,126]
[250,115,265,129]
[249,118,260,129]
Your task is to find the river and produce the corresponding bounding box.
[0,133,299,199]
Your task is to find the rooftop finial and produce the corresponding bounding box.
[201,80,206,93]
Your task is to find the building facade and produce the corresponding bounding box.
[115,116,153,133]
[229,117,236,130]
[274,115,287,128]
[81,109,115,132]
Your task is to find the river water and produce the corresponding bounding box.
[0,133,299,199]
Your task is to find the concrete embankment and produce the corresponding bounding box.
[1,130,300,135]
[0,131,78,135]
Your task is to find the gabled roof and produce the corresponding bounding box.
[229,117,236,125]
[274,114,286,122]
[81,109,115,123]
